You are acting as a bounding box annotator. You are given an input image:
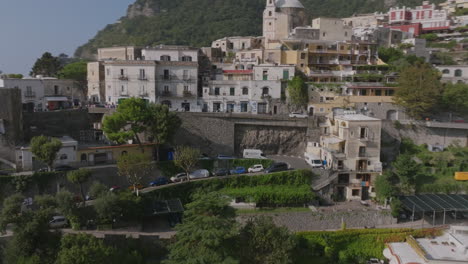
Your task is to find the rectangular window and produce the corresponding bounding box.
[214,87,220,95]
[230,87,235,96]
[120,69,124,76]
[184,85,189,92]
[106,69,110,75]
[139,69,145,79]
[300,53,306,59]
[164,86,169,92]
[54,85,59,95]
[240,102,248,112]
[183,70,189,80]
[360,127,368,139]
[352,189,360,196]
[228,75,233,80]
[164,69,169,79]
[263,70,268,80]
[283,70,289,80]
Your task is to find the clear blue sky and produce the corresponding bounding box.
[0,0,134,75]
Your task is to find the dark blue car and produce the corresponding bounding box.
[149,177,168,187]
[230,167,246,175]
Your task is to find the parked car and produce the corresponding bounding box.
[54,165,76,172]
[109,186,121,192]
[49,216,68,228]
[170,173,188,183]
[289,112,308,118]
[213,168,230,176]
[189,169,210,179]
[248,164,264,173]
[265,162,289,173]
[149,177,168,187]
[230,167,246,175]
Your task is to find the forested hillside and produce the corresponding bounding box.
[75,0,444,58]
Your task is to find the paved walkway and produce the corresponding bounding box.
[61,229,176,239]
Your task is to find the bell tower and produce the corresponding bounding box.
[263,0,277,42]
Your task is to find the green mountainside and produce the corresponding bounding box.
[75,0,444,58]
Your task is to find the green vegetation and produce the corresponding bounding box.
[67,169,92,204]
[296,228,443,264]
[30,136,63,171]
[164,193,298,264]
[427,40,457,50]
[145,169,316,205]
[287,75,309,110]
[442,82,468,115]
[419,33,439,42]
[173,146,200,180]
[30,52,63,77]
[393,62,442,118]
[75,0,445,58]
[223,185,314,205]
[103,98,180,154]
[454,8,468,16]
[117,153,151,195]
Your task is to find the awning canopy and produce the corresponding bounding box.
[45,97,69,102]
[399,194,468,213]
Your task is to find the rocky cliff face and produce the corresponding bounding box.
[127,0,158,18]
[235,125,307,155]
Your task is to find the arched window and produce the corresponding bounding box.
[269,11,272,16]
[262,87,269,95]
[182,56,192,62]
[455,69,462,77]
[442,69,450,74]
[242,87,249,95]
[160,55,171,61]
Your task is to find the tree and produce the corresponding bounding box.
[116,153,151,196]
[393,154,422,194]
[3,207,60,264]
[374,172,398,204]
[56,234,116,264]
[93,194,122,225]
[102,98,148,149]
[88,181,108,199]
[164,193,238,264]
[58,60,88,98]
[55,191,80,228]
[393,63,442,118]
[146,104,181,161]
[442,82,468,115]
[30,52,62,77]
[30,136,62,171]
[287,75,308,111]
[0,193,25,233]
[67,169,92,204]
[238,216,297,264]
[377,47,404,63]
[173,146,200,181]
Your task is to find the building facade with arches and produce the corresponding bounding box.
[437,65,468,84]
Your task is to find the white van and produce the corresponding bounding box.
[243,149,266,159]
[304,152,323,168]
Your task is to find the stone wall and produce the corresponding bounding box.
[23,110,92,141]
[235,124,307,155]
[0,89,22,163]
[174,113,235,155]
[174,113,313,156]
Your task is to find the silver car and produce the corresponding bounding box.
[189,169,210,180]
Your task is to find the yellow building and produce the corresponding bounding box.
[77,143,155,166]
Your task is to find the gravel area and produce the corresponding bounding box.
[238,210,395,232]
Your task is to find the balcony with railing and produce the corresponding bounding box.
[183,91,194,98]
[24,92,36,98]
[118,75,129,81]
[138,76,148,81]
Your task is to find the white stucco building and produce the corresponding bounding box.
[436,65,468,83]
[16,136,78,171]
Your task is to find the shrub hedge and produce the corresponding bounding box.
[222,184,314,205]
[143,169,316,205]
[296,228,443,264]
